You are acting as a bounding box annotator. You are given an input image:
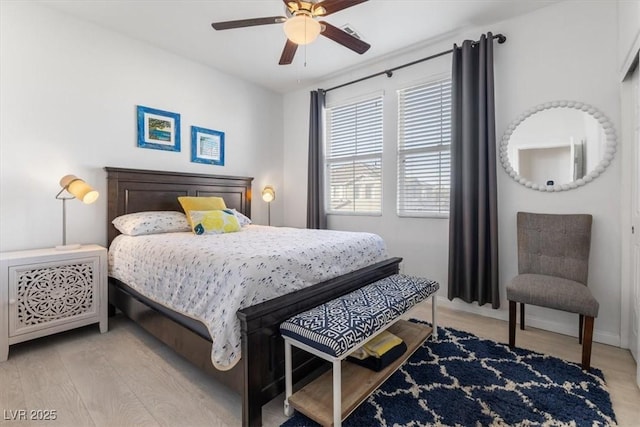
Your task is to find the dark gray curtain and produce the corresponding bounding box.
[307,90,327,229]
[448,33,500,308]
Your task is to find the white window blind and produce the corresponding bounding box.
[326,95,383,214]
[397,78,451,217]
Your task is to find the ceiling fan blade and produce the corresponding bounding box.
[279,39,298,65]
[319,21,370,54]
[313,0,368,16]
[211,16,286,30]
[283,0,301,13]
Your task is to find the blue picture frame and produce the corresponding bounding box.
[191,126,225,166]
[137,105,181,152]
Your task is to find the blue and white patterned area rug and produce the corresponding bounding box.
[281,321,617,427]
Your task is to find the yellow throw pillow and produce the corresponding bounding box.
[178,196,227,228]
[189,210,240,235]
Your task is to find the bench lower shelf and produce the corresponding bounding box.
[287,319,432,426]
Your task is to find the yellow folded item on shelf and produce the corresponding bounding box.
[362,330,403,358]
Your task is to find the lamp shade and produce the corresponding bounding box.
[283,15,321,45]
[262,186,275,203]
[59,175,99,204]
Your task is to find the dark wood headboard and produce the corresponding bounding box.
[105,167,253,246]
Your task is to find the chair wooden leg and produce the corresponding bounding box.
[509,301,516,347]
[581,316,594,371]
[520,303,525,330]
[579,314,584,345]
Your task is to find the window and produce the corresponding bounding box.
[325,95,383,214]
[397,77,451,217]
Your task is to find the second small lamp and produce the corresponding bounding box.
[261,186,275,226]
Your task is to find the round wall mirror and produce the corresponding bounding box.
[499,101,617,191]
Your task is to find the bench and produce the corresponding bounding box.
[280,273,439,427]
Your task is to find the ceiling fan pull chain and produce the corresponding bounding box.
[304,15,309,67]
[304,44,308,68]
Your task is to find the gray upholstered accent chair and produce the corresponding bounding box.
[506,212,599,371]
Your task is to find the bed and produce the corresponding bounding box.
[105,167,402,426]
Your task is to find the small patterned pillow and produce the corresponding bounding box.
[227,208,252,226]
[113,211,190,236]
[189,210,241,235]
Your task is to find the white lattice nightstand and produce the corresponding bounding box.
[0,244,108,361]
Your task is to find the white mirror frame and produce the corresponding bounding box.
[499,100,617,191]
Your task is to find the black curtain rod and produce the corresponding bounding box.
[322,33,506,93]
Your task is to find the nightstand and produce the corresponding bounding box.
[0,244,107,362]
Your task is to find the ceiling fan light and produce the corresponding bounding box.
[283,15,321,45]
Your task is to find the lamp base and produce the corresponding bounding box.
[55,243,82,251]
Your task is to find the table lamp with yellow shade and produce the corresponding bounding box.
[55,174,99,250]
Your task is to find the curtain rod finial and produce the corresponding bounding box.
[496,34,506,44]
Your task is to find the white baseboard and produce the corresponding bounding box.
[435,296,621,347]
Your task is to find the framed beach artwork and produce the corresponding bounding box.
[137,105,181,151]
[191,126,225,166]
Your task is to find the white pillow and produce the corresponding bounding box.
[227,208,252,226]
[113,211,190,236]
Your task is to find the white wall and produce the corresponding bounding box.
[283,0,622,346]
[0,1,284,252]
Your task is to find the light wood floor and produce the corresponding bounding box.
[1,302,638,426]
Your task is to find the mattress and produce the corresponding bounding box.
[108,225,388,370]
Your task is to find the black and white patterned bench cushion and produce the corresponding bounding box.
[280,274,439,357]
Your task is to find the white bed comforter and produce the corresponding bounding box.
[108,225,388,370]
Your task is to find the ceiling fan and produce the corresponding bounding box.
[211,0,371,65]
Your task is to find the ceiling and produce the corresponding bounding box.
[38,0,559,93]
